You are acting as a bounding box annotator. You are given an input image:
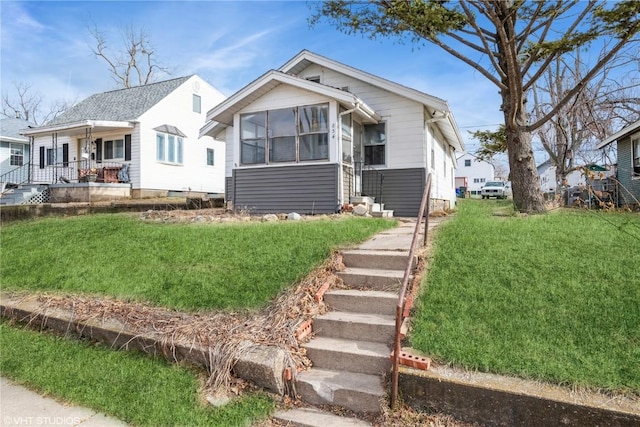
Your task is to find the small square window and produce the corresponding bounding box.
[464,159,471,167]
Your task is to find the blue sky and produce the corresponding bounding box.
[1,1,506,153]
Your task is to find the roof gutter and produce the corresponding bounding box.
[20,120,134,136]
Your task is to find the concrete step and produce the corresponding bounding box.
[324,289,398,317]
[371,210,393,218]
[304,336,391,375]
[342,249,414,271]
[296,368,385,414]
[273,407,372,427]
[337,267,405,290]
[313,311,395,344]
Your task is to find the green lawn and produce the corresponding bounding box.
[0,322,273,427]
[0,214,395,311]
[411,200,640,395]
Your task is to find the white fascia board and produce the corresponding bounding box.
[1,136,29,143]
[596,120,640,149]
[280,50,450,111]
[20,120,133,136]
[204,70,280,123]
[200,121,227,139]
[204,70,381,124]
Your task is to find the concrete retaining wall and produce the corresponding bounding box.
[399,366,640,426]
[0,294,288,395]
[49,183,131,202]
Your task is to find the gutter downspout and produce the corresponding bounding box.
[338,103,360,208]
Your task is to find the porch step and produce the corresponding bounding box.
[303,336,391,375]
[312,311,395,343]
[295,368,385,413]
[350,196,375,206]
[0,185,43,206]
[273,407,372,427]
[323,289,398,317]
[371,210,394,218]
[342,249,414,271]
[337,267,405,290]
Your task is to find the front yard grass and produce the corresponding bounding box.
[1,214,395,311]
[0,322,273,426]
[411,200,640,395]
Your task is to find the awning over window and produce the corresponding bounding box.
[154,124,187,137]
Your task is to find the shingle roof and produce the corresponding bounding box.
[46,76,192,126]
[1,117,35,141]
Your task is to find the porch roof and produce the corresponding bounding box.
[20,120,135,138]
[596,119,640,149]
[200,70,381,138]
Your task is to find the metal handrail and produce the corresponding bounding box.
[0,162,31,188]
[390,172,432,408]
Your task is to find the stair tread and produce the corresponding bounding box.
[297,368,385,395]
[273,408,372,427]
[316,311,395,325]
[342,249,410,256]
[325,289,398,298]
[338,267,405,277]
[304,336,390,357]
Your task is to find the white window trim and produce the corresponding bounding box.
[632,133,640,180]
[239,103,330,167]
[102,139,125,161]
[156,132,184,166]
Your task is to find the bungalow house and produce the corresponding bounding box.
[597,119,640,207]
[20,75,226,200]
[1,117,34,186]
[455,152,495,196]
[200,50,464,217]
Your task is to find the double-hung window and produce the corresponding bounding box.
[10,144,24,166]
[299,104,328,161]
[207,148,215,166]
[633,136,640,177]
[240,112,267,164]
[103,139,124,161]
[156,132,183,165]
[364,123,386,166]
[46,146,64,166]
[269,108,297,163]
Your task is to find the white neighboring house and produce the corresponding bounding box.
[455,152,495,196]
[21,75,226,198]
[200,50,464,216]
[1,117,34,185]
[537,159,584,193]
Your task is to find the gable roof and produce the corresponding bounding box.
[201,70,381,137]
[281,50,464,151]
[1,117,34,143]
[202,50,464,151]
[46,76,192,126]
[281,50,450,111]
[597,119,640,149]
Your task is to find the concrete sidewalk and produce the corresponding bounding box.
[1,377,126,427]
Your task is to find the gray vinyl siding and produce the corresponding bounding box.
[232,163,339,214]
[616,137,640,204]
[225,177,233,203]
[364,168,426,217]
